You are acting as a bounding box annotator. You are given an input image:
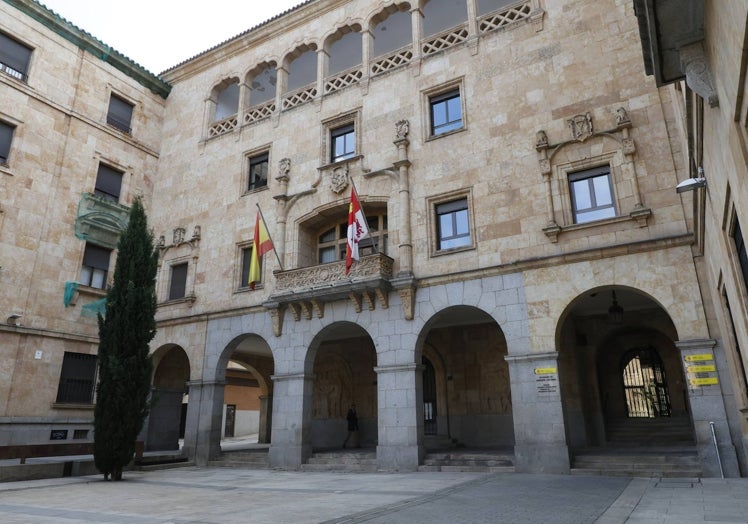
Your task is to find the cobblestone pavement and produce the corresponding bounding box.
[0,467,746,523]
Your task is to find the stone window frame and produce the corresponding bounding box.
[243,144,271,195]
[563,160,619,226]
[106,90,135,135]
[0,119,15,167]
[423,78,466,142]
[427,187,476,257]
[321,110,361,168]
[536,109,651,242]
[157,253,197,306]
[168,262,189,301]
[0,112,23,175]
[0,30,33,82]
[235,241,262,292]
[92,153,131,204]
[79,242,113,290]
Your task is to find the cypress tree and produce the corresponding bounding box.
[94,197,157,480]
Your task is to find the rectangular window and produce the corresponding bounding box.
[436,198,471,250]
[107,94,134,134]
[169,263,188,300]
[0,121,14,165]
[248,152,269,191]
[0,32,32,81]
[733,218,748,290]
[94,163,124,202]
[331,123,355,162]
[569,166,616,223]
[723,289,748,396]
[56,352,97,404]
[79,243,111,289]
[430,89,462,136]
[239,246,262,288]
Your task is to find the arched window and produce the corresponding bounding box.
[316,211,387,264]
[214,81,239,121]
[621,347,671,418]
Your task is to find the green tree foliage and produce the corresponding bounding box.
[94,197,157,480]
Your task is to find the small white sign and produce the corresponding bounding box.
[34,350,43,359]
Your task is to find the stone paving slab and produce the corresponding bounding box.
[0,467,746,523]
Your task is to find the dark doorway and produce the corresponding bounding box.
[225,404,236,437]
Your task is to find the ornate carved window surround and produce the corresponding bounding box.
[535,108,651,242]
[156,226,201,307]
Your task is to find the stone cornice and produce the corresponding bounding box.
[4,0,172,98]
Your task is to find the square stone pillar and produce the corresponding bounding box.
[505,352,570,473]
[374,363,423,471]
[268,373,313,469]
[182,380,225,466]
[676,339,740,477]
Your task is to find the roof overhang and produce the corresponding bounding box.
[633,0,718,107]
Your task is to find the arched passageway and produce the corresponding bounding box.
[307,322,377,451]
[147,345,190,451]
[418,306,513,450]
[558,287,694,450]
[221,335,275,445]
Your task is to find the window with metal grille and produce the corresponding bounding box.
[79,243,111,289]
[0,32,31,81]
[107,94,134,134]
[94,163,123,202]
[621,347,671,418]
[56,352,97,404]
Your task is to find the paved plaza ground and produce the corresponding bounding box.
[0,467,746,523]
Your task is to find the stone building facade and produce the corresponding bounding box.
[2,0,747,476]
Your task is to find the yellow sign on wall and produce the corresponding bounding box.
[534,367,557,375]
[687,365,716,373]
[684,354,714,362]
[689,377,719,386]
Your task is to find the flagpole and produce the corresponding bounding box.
[256,203,284,270]
[348,178,378,254]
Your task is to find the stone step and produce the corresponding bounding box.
[134,460,196,472]
[570,467,702,478]
[307,456,377,465]
[422,458,513,467]
[418,464,515,473]
[574,455,699,465]
[300,462,377,472]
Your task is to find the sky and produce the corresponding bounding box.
[37,1,304,73]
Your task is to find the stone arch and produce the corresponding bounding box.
[367,3,413,58]
[282,43,319,92]
[556,285,694,450]
[415,305,514,449]
[244,61,277,108]
[322,24,363,77]
[209,76,241,122]
[146,344,190,451]
[303,321,377,451]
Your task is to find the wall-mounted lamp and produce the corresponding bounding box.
[676,167,707,193]
[6,313,22,326]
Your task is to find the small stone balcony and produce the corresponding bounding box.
[264,253,394,334]
[74,193,130,249]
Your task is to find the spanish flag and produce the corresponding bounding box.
[345,186,369,275]
[248,211,274,289]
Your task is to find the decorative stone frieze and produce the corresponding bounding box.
[265,253,394,335]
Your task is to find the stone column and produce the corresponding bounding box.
[410,5,424,65]
[316,48,328,98]
[375,363,423,471]
[258,395,273,444]
[676,339,740,477]
[268,373,313,469]
[182,379,225,466]
[504,352,570,473]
